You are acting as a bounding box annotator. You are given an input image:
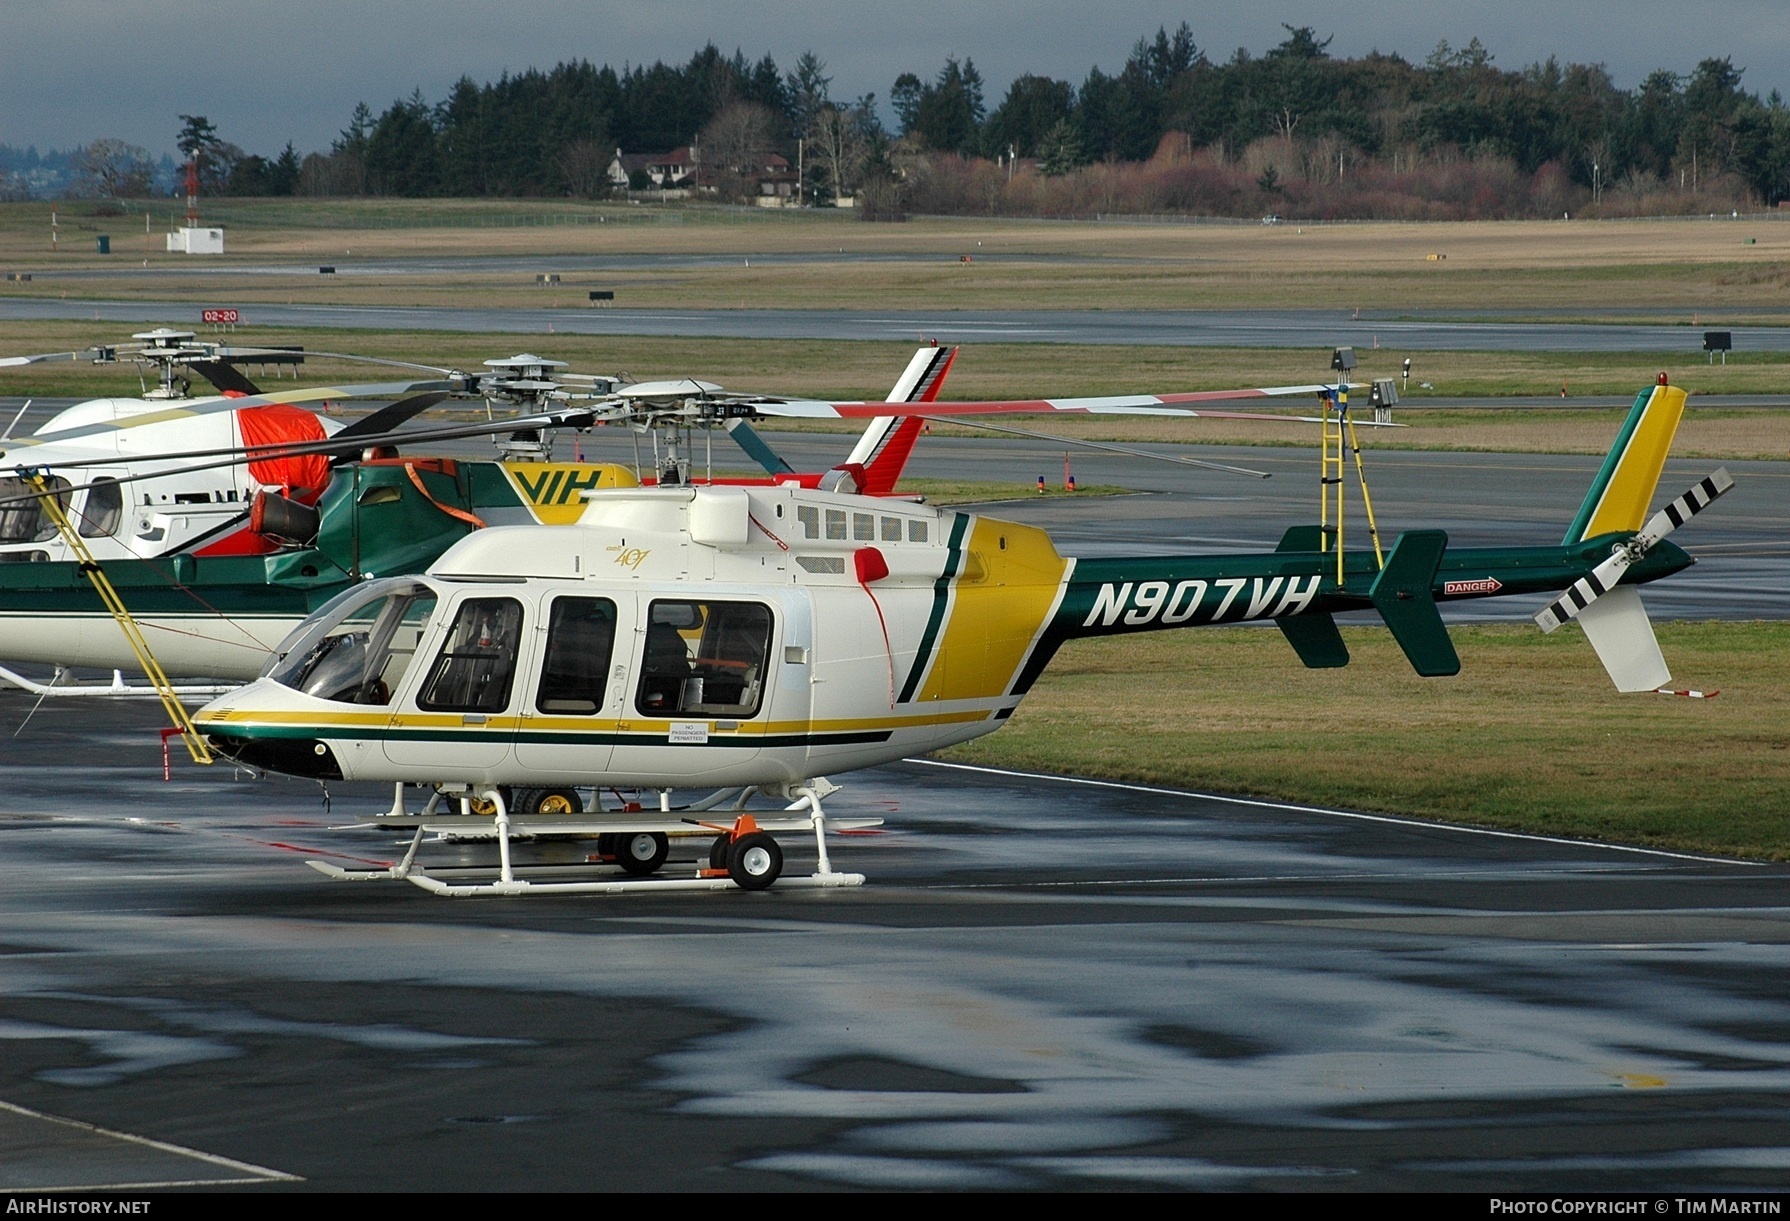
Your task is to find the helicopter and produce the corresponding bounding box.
[189,376,1730,896]
[0,328,464,568]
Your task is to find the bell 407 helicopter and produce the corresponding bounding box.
[189,376,1730,897]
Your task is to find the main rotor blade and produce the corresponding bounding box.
[722,418,796,475]
[0,378,458,454]
[920,416,1272,479]
[0,404,599,510]
[740,381,1397,423]
[331,392,454,444]
[188,360,261,396]
[0,350,88,368]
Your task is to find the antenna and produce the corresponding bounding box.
[185,157,200,229]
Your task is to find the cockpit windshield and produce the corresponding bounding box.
[265,578,439,705]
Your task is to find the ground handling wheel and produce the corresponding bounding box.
[528,788,584,816]
[616,832,669,876]
[727,832,783,891]
[467,786,512,817]
[709,834,732,871]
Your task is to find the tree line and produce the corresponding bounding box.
[33,27,1790,218]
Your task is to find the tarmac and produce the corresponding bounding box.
[0,698,1787,1192]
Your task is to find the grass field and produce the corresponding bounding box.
[5,200,1790,317]
[940,622,1790,860]
[4,320,1790,460]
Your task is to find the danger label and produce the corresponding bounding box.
[1444,578,1503,596]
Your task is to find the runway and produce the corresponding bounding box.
[2,297,1786,352]
[0,697,1787,1191]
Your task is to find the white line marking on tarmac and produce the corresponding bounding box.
[908,759,1765,866]
[0,1098,301,1187]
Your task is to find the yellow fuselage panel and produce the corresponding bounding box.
[918,518,1068,703]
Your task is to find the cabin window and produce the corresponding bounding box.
[0,476,70,544]
[881,516,902,542]
[416,597,525,713]
[272,585,438,706]
[535,597,617,715]
[635,599,772,719]
[825,509,847,540]
[796,504,819,539]
[907,520,928,543]
[78,478,123,538]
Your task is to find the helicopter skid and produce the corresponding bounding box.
[305,779,877,895]
[304,858,868,895]
[351,815,883,839]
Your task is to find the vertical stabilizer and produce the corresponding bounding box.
[851,345,958,495]
[1564,382,1687,544]
[1574,586,1670,692]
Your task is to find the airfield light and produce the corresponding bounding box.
[1331,347,1357,373]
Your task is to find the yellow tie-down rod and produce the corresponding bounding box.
[23,472,213,764]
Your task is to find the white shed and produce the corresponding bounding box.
[166,227,225,254]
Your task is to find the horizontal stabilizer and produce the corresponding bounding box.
[1575,585,1670,693]
[1275,524,1325,552]
[1370,530,1461,677]
[1277,612,1350,669]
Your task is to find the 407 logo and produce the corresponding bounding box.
[608,544,651,570]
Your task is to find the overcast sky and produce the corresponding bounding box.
[7,1,1790,157]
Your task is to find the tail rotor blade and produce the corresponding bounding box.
[1635,467,1733,549]
[1535,467,1734,634]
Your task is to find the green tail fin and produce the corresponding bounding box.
[1277,612,1350,668]
[1370,530,1460,677]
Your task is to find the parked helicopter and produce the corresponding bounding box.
[0,328,465,567]
[190,377,1729,896]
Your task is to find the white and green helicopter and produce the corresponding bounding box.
[190,377,1729,897]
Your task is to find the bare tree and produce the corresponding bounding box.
[559,136,613,198]
[68,139,155,198]
[699,101,780,202]
[809,103,869,200]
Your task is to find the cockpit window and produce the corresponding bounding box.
[0,476,70,544]
[267,580,438,706]
[78,478,123,539]
[635,600,771,718]
[416,597,525,714]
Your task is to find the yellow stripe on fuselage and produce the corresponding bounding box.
[196,707,1001,734]
[917,517,1069,704]
[1584,384,1686,537]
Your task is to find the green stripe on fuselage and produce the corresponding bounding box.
[897,512,970,703]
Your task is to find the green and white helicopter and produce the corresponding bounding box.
[183,376,1728,896]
